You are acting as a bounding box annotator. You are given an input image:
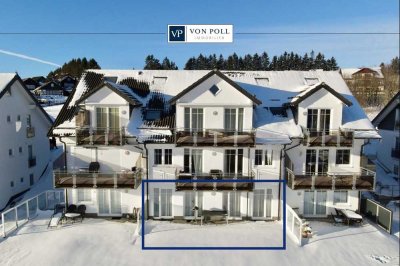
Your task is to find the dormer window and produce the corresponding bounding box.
[307,109,330,134]
[255,77,269,86]
[153,77,167,85]
[304,78,319,86]
[145,110,162,121]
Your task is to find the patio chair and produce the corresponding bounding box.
[89,162,100,173]
[77,205,86,222]
[331,212,344,225]
[67,204,78,213]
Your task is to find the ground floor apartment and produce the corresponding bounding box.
[64,184,360,220]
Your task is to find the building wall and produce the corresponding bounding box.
[376,129,399,174]
[0,81,51,209]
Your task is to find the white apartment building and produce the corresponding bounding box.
[0,73,53,210]
[49,69,379,220]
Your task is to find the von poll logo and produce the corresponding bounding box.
[168,25,233,43]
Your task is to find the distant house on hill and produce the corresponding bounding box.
[58,75,77,95]
[33,81,64,96]
[22,78,40,91]
[31,76,47,86]
[340,67,384,106]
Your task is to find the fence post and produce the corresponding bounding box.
[26,202,30,220]
[2,213,6,238]
[15,208,18,228]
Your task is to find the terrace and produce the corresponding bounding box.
[175,171,254,191]
[302,128,354,147]
[54,169,142,189]
[286,167,375,190]
[76,127,126,146]
[174,129,255,147]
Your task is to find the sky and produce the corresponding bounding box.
[0,0,398,77]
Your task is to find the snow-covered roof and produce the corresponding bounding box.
[51,69,378,141]
[0,73,17,94]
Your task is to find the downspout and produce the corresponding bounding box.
[143,142,149,220]
[359,139,371,211]
[58,136,67,170]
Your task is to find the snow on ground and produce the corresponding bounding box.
[0,212,398,266]
[386,200,400,238]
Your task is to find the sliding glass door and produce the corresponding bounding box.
[303,190,327,216]
[306,149,329,176]
[98,190,121,215]
[184,191,203,217]
[154,188,172,218]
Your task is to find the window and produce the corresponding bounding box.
[184,108,204,132]
[96,107,120,130]
[17,115,21,121]
[254,77,269,86]
[336,150,350,164]
[20,177,24,183]
[224,108,244,132]
[9,149,13,156]
[307,109,330,133]
[77,189,92,202]
[264,150,273,165]
[28,145,33,159]
[6,115,11,123]
[30,174,34,186]
[307,109,318,132]
[183,149,203,173]
[164,149,172,165]
[209,85,220,95]
[154,149,162,165]
[255,150,263,165]
[19,147,23,153]
[10,181,14,188]
[333,191,348,204]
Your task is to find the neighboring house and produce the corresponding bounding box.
[49,69,379,220]
[372,92,400,177]
[22,78,40,91]
[340,67,385,106]
[31,76,47,86]
[0,73,53,211]
[58,75,77,95]
[33,81,64,96]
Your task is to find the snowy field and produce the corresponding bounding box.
[0,212,398,266]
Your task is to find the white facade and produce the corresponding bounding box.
[50,70,379,219]
[0,74,52,210]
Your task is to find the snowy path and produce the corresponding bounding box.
[0,212,399,266]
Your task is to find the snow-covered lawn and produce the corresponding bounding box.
[0,212,398,266]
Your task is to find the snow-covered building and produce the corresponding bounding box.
[372,92,400,177]
[0,73,53,210]
[49,69,379,219]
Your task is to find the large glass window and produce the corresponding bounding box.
[264,150,273,165]
[154,149,162,165]
[96,107,108,128]
[225,150,236,175]
[78,189,92,202]
[319,109,331,134]
[191,108,203,132]
[255,150,263,165]
[96,107,120,129]
[307,109,318,132]
[225,108,236,131]
[164,149,172,165]
[108,107,120,129]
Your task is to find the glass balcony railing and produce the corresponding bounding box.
[301,128,354,147]
[76,127,125,146]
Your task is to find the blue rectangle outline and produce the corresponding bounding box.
[141,179,286,250]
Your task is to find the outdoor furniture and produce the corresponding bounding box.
[67,204,77,213]
[210,169,222,179]
[331,212,344,225]
[202,210,228,224]
[48,204,66,228]
[64,212,81,224]
[89,162,100,173]
[77,205,87,222]
[340,209,363,226]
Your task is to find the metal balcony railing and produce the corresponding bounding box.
[175,170,255,191]
[285,167,375,191]
[301,128,354,147]
[174,128,255,147]
[53,169,142,189]
[76,127,125,146]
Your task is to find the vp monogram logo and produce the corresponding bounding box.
[168,26,185,42]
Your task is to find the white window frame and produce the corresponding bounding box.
[77,189,92,203]
[333,190,348,204]
[336,149,351,165]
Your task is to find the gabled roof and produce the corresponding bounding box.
[372,91,400,126]
[287,82,353,107]
[0,73,53,124]
[168,70,262,105]
[75,81,142,106]
[33,81,63,92]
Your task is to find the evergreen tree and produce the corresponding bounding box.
[260,52,270,70]
[144,55,162,70]
[161,57,178,70]
[47,57,100,79]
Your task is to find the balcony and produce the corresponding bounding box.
[26,127,35,138]
[54,169,142,189]
[76,127,125,146]
[175,129,255,147]
[28,157,36,168]
[286,167,375,190]
[302,128,353,147]
[392,148,400,159]
[175,171,254,191]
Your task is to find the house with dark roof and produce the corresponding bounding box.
[33,81,64,96]
[22,77,40,91]
[58,75,77,94]
[372,92,400,177]
[49,69,379,220]
[0,73,53,211]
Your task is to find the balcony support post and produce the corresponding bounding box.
[193,132,197,147]
[120,126,124,145]
[311,175,315,190]
[113,173,118,188]
[72,174,76,188]
[332,175,336,190]
[352,174,356,190]
[93,173,97,188]
[213,132,218,147]
[337,131,340,147]
[105,128,109,145]
[89,128,93,145]
[234,131,238,147]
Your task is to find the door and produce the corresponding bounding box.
[306,150,317,175]
[253,189,265,218]
[318,150,329,175]
[320,109,331,135]
[229,191,241,218]
[98,190,121,215]
[265,189,272,218]
[306,149,329,176]
[225,150,236,176]
[303,190,327,216]
[153,188,173,218]
[184,191,195,217]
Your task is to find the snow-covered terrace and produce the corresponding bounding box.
[0,211,398,266]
